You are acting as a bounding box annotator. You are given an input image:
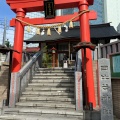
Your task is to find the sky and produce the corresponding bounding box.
[0,0,15,45]
[0,0,15,20]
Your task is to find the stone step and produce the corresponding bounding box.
[19,99,75,105]
[33,76,74,79]
[35,73,74,76]
[31,79,74,83]
[20,96,75,103]
[22,95,74,98]
[0,116,83,120]
[37,68,74,71]
[22,91,74,96]
[32,78,74,81]
[36,71,74,73]
[15,102,75,109]
[25,87,74,92]
[28,83,74,87]
[3,108,83,117]
[24,90,73,94]
[0,114,83,120]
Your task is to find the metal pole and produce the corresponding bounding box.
[83,48,88,109]
[6,51,12,106]
[69,41,70,64]
[2,17,7,46]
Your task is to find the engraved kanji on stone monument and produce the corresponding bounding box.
[98,58,113,120]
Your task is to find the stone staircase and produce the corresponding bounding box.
[0,68,83,120]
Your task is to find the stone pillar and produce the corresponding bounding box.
[75,50,83,110]
[98,58,113,120]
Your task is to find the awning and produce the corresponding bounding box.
[24,23,120,44]
[0,45,19,54]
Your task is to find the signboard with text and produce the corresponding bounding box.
[110,53,120,78]
[44,0,55,19]
[98,58,113,120]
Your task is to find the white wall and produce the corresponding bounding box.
[104,0,120,30]
[104,0,120,42]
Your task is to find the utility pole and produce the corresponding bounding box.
[2,17,7,46]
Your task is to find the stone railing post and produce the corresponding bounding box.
[75,50,83,110]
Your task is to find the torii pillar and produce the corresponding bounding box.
[79,0,96,107]
[12,8,25,72]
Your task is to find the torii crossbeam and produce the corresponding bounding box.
[6,0,97,108]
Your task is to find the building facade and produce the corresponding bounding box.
[62,0,104,25]
[104,0,120,30]
[89,0,104,24]
[104,0,120,42]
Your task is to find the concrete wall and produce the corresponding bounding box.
[0,63,9,104]
[92,60,99,107]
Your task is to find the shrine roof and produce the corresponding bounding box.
[24,23,120,45]
[25,47,40,52]
[0,45,19,54]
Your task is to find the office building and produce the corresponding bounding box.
[63,0,104,25]
[104,0,120,42]
[104,0,120,31]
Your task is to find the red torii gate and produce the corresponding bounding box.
[6,0,97,107]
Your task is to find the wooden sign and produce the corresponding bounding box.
[44,0,55,19]
[109,53,120,78]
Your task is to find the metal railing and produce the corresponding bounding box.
[100,41,120,58]
[16,50,43,102]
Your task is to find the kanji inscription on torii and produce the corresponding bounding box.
[98,58,113,120]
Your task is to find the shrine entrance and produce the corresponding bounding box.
[45,41,77,67]
[7,0,97,108]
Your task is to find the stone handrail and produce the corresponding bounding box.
[9,50,43,107]
[74,50,83,110]
[18,50,42,99]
